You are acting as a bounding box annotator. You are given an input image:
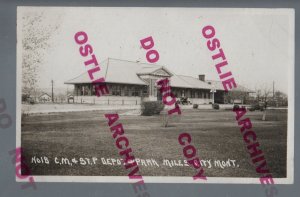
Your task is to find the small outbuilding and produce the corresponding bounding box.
[39,93,52,103]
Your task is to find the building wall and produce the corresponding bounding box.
[74,83,147,97]
[73,84,214,105]
[172,88,211,98]
[74,96,142,105]
[189,98,213,104]
[169,88,213,104]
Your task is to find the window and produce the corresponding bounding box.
[112,85,121,96]
[80,85,83,96]
[124,86,129,96]
[92,85,95,95]
[92,84,110,96]
[186,90,190,98]
[173,89,178,97]
[181,90,185,97]
[131,87,140,97]
[76,85,81,96]
[86,85,91,95]
[128,86,140,97]
[191,90,195,98]
[142,86,148,96]
[79,85,90,96]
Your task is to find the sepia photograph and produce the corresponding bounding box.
[16,7,294,184]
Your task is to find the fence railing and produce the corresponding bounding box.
[73,98,140,105]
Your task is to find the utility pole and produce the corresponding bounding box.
[273,81,275,102]
[210,86,216,104]
[51,80,54,102]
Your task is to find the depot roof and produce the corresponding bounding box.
[65,58,252,92]
[206,80,255,92]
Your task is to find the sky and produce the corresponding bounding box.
[18,7,294,94]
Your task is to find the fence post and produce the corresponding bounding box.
[136,100,137,105]
[122,99,124,105]
[108,99,109,105]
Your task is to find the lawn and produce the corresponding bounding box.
[21,108,287,178]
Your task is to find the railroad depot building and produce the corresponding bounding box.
[64,58,253,105]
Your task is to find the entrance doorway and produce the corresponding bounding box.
[157,90,162,101]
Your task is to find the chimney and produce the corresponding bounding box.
[198,74,205,81]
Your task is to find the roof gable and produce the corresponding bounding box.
[153,68,172,77]
[137,66,172,77]
[39,93,51,98]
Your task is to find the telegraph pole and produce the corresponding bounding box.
[51,80,54,102]
[210,86,216,104]
[273,81,275,102]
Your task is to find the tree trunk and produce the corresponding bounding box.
[262,109,267,121]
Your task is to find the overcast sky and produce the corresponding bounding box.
[18,7,294,94]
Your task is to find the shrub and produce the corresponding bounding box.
[212,103,220,110]
[249,107,255,112]
[193,104,198,109]
[141,101,164,116]
[233,104,240,111]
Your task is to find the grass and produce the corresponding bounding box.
[21,108,287,178]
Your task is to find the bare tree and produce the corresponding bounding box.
[256,84,272,121]
[224,90,248,104]
[274,91,288,106]
[255,88,262,102]
[56,93,67,103]
[21,11,62,98]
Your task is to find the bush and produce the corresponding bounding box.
[249,107,255,112]
[249,103,264,111]
[193,104,198,109]
[141,101,164,116]
[233,104,239,111]
[212,103,220,110]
